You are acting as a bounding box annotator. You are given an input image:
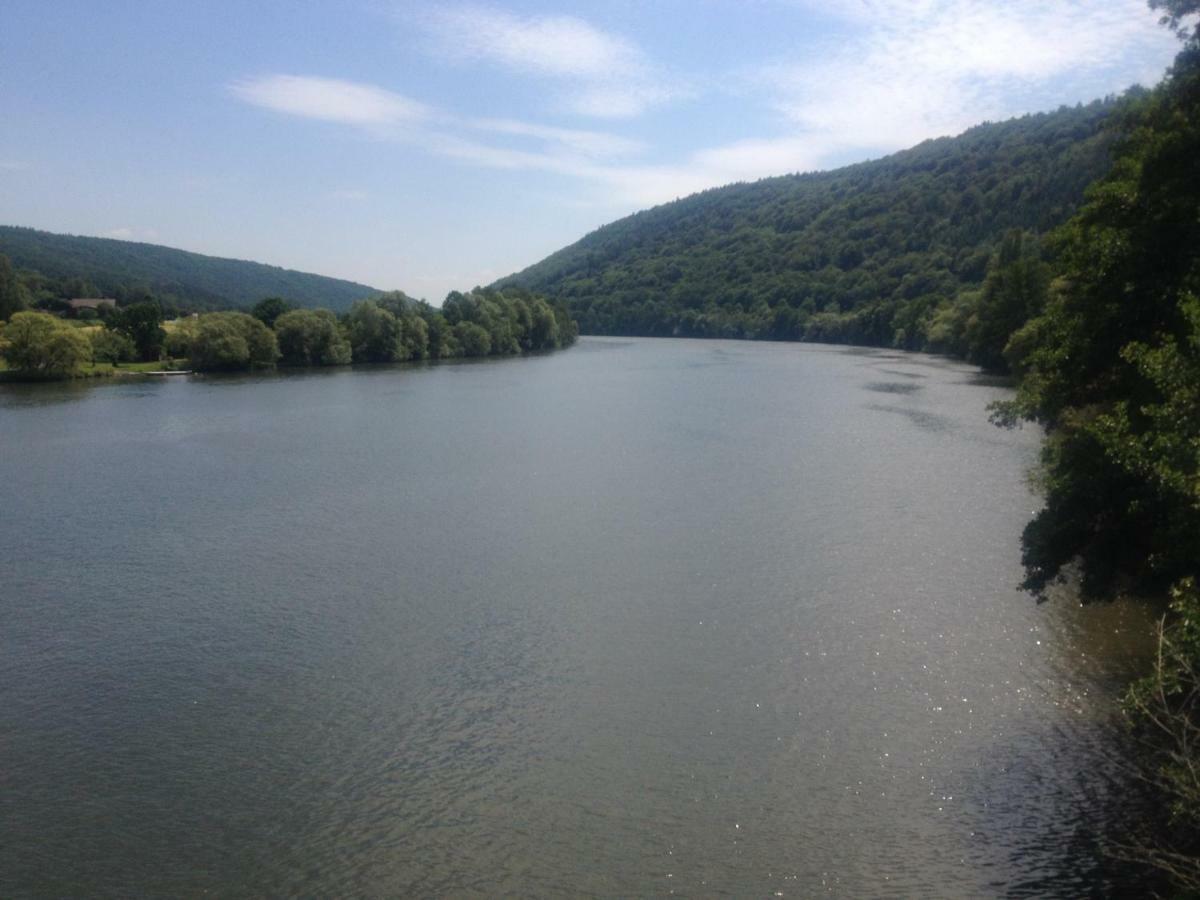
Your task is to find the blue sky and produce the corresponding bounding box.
[0,1,1184,302]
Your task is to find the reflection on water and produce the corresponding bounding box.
[865,402,958,433]
[0,338,1153,896]
[864,381,924,395]
[878,368,929,379]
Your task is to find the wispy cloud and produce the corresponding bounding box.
[468,119,644,159]
[328,189,369,201]
[231,75,428,127]
[760,0,1175,153]
[428,6,639,79]
[233,0,1179,213]
[576,0,1178,207]
[103,226,160,241]
[0,160,28,172]
[419,5,681,118]
[230,73,650,180]
[581,139,828,209]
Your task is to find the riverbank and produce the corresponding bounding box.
[0,357,189,381]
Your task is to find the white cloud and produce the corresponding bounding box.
[233,0,1180,214]
[103,226,160,241]
[761,0,1176,154]
[232,72,650,178]
[582,138,826,209]
[419,5,680,117]
[469,118,644,159]
[230,75,428,126]
[428,6,639,79]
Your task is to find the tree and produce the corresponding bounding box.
[274,308,351,366]
[188,312,279,371]
[376,292,430,359]
[423,310,459,358]
[0,311,91,377]
[1150,0,1200,39]
[345,300,403,363]
[107,302,165,361]
[529,299,561,350]
[90,329,136,365]
[453,321,491,356]
[0,253,27,322]
[252,296,293,328]
[987,16,1200,888]
[964,230,1050,372]
[164,317,197,359]
[995,30,1200,600]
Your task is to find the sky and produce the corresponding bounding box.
[0,0,1185,303]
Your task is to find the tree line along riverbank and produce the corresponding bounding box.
[0,287,578,380]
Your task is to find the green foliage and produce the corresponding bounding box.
[1150,0,1200,39]
[340,288,575,365]
[186,312,279,371]
[0,253,27,322]
[995,40,1200,600]
[0,225,380,312]
[982,20,1200,886]
[151,289,576,372]
[106,301,165,362]
[964,230,1051,371]
[423,310,458,359]
[89,328,136,365]
[345,300,404,363]
[453,321,492,356]
[376,291,430,360]
[1119,579,1200,891]
[0,310,92,377]
[164,319,196,359]
[274,308,351,366]
[498,101,1121,360]
[442,287,575,354]
[252,296,293,328]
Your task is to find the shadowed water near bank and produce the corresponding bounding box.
[0,337,1154,896]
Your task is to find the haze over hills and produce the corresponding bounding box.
[0,226,381,313]
[497,97,1125,354]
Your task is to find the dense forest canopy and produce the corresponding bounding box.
[0,226,381,313]
[498,99,1126,369]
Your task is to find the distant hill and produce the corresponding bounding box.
[0,226,380,312]
[497,97,1125,350]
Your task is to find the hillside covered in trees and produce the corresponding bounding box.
[498,98,1126,368]
[0,226,381,313]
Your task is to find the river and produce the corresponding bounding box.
[0,337,1154,896]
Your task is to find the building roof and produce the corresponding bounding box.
[68,298,115,309]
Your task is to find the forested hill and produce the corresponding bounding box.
[497,98,1124,354]
[0,226,380,312]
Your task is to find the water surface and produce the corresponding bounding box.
[0,338,1153,896]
